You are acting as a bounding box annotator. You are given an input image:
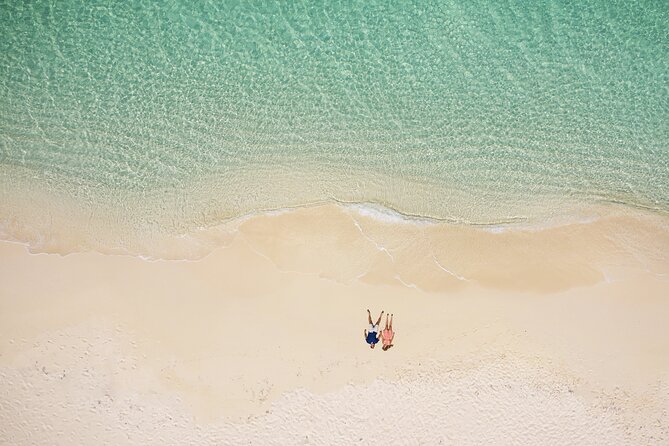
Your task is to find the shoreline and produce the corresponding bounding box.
[3,160,668,260]
[1,188,668,259]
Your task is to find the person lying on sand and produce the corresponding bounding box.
[381,313,395,351]
[364,309,383,349]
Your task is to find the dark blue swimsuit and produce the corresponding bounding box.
[366,331,378,344]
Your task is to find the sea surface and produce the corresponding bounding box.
[1,1,668,252]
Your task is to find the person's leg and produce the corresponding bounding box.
[375,311,384,326]
[390,314,393,330]
[367,309,372,325]
[385,313,389,330]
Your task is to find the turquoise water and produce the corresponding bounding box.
[1,1,668,248]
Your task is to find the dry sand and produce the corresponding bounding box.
[1,203,668,444]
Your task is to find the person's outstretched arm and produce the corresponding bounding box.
[364,329,368,340]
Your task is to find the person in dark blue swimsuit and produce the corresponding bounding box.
[364,309,383,349]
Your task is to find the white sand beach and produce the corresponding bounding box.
[1,203,668,444]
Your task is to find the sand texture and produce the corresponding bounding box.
[1,204,668,444]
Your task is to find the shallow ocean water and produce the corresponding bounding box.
[1,0,667,251]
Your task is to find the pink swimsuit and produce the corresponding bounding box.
[382,329,393,347]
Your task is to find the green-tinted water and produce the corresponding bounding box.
[1,1,668,248]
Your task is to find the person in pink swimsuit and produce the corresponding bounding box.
[381,313,395,351]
